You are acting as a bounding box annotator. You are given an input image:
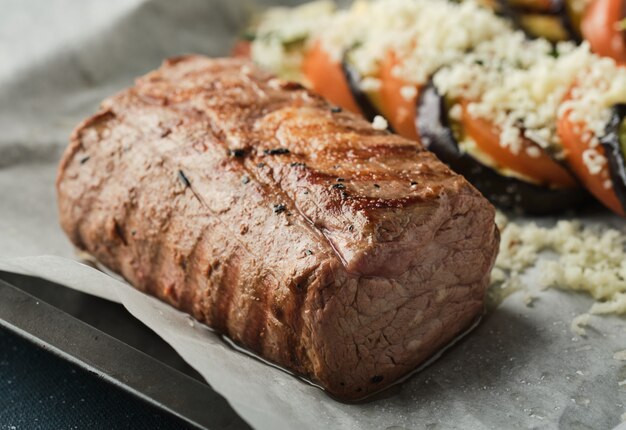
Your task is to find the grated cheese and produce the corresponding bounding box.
[435,37,565,156]
[581,148,607,175]
[250,0,336,80]
[251,0,626,170]
[435,38,626,165]
[571,313,591,336]
[252,0,511,83]
[359,77,382,92]
[400,85,418,101]
[372,115,389,130]
[493,213,626,334]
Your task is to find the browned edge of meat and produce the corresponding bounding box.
[56,55,500,401]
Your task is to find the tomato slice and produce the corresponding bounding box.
[232,40,252,58]
[581,0,626,64]
[557,106,624,214]
[378,52,419,140]
[460,102,578,188]
[301,42,362,115]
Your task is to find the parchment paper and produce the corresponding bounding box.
[1,1,625,429]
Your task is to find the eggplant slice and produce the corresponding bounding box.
[416,82,588,214]
[600,103,626,212]
[498,0,582,42]
[341,59,389,126]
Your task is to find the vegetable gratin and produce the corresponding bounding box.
[244,0,626,215]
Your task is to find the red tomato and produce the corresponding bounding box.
[557,103,624,214]
[581,0,626,64]
[301,42,362,115]
[460,102,578,188]
[378,52,419,140]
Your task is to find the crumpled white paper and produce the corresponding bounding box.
[1,252,625,430]
[1,1,625,429]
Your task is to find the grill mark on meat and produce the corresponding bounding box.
[140,68,362,268]
[283,267,320,371]
[112,218,128,246]
[240,272,270,354]
[59,96,309,361]
[76,105,277,330]
[178,222,208,315]
[59,111,118,248]
[228,163,324,362]
[174,95,348,277]
[181,104,335,241]
[121,102,322,368]
[211,252,240,333]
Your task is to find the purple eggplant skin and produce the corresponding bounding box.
[556,0,583,43]
[600,104,626,212]
[416,81,589,215]
[341,59,387,124]
[497,0,582,43]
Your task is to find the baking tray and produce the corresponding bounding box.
[0,271,251,430]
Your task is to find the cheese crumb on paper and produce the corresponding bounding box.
[372,115,389,130]
[571,314,591,336]
[492,213,626,332]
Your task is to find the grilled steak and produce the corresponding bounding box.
[56,56,499,400]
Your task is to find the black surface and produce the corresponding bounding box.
[0,326,192,430]
[0,271,203,383]
[601,103,626,213]
[0,273,251,430]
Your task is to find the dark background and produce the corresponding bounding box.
[0,327,191,430]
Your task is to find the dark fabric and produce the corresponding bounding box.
[0,327,191,430]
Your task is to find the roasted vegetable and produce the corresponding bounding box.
[558,92,626,215]
[600,104,626,211]
[457,101,578,188]
[301,43,363,115]
[378,52,420,140]
[581,0,626,63]
[342,58,384,122]
[418,82,587,214]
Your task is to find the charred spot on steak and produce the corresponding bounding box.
[228,148,246,157]
[112,219,128,246]
[177,170,191,188]
[273,203,286,214]
[371,375,384,384]
[264,148,290,155]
